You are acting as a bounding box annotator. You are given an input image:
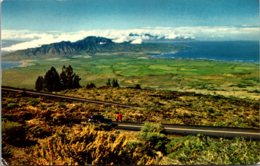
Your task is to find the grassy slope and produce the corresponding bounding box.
[2,87,260,128]
[2,91,260,165]
[2,55,259,99]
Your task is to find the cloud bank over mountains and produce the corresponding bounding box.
[2,26,258,52]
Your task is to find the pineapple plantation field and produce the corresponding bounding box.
[2,88,260,165]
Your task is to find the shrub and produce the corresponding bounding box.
[28,125,52,139]
[6,103,19,109]
[126,141,141,150]
[135,84,141,89]
[207,107,215,113]
[86,82,96,89]
[2,121,26,146]
[58,102,67,109]
[138,132,168,152]
[141,122,164,133]
[138,123,168,153]
[2,144,12,158]
[28,98,40,106]
[165,136,260,165]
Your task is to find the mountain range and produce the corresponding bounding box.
[2,36,185,60]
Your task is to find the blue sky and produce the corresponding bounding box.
[2,0,259,31]
[1,0,259,51]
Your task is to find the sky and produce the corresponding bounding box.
[1,0,259,51]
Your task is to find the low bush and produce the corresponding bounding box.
[138,122,169,153]
[141,122,164,133]
[86,82,96,89]
[2,121,26,146]
[27,98,40,106]
[166,136,260,165]
[6,103,19,109]
[138,132,168,153]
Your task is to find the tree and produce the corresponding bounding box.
[60,65,81,89]
[72,74,81,88]
[106,79,111,86]
[60,65,75,89]
[35,65,81,92]
[86,82,96,89]
[44,67,61,92]
[135,84,141,89]
[112,79,120,88]
[35,76,44,91]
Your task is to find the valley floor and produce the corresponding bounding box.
[2,56,260,99]
[2,55,260,164]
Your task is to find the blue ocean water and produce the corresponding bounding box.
[1,61,21,70]
[152,41,259,63]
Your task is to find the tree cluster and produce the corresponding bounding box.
[86,82,96,89]
[106,79,120,88]
[35,65,81,92]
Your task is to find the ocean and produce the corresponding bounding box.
[1,61,21,70]
[151,41,259,63]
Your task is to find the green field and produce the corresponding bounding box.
[2,55,260,165]
[2,55,260,99]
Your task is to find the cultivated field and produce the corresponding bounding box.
[2,55,260,99]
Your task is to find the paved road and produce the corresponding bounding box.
[2,86,135,108]
[115,122,260,140]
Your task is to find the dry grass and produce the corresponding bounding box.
[2,88,260,165]
[24,125,159,165]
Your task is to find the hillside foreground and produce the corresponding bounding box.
[2,87,260,165]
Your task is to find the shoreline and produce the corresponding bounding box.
[2,60,36,69]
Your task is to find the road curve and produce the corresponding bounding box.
[115,122,260,140]
[2,86,136,108]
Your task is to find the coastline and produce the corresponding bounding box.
[2,60,36,69]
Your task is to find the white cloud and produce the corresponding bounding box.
[2,26,259,52]
[131,38,142,44]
